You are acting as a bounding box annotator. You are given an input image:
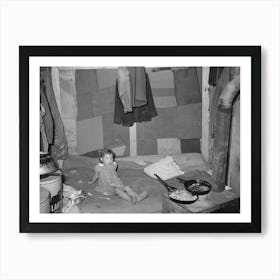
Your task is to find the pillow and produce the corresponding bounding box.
[144,156,184,180]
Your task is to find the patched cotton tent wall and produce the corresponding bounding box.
[40,66,240,194]
[49,67,203,158]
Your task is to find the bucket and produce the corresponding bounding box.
[40,170,62,213]
[40,187,51,213]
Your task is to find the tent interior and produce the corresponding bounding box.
[40,66,240,214]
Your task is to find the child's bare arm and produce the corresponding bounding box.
[110,162,123,188]
[113,161,118,170]
[88,165,100,183]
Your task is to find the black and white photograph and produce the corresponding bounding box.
[19,46,260,233]
[39,65,240,215]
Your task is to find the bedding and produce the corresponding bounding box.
[143,156,184,180]
[61,153,208,213]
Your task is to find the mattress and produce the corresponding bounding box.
[61,153,208,213]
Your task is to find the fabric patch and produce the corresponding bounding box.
[137,138,158,155]
[151,88,175,97]
[180,138,201,153]
[173,67,202,105]
[76,116,103,155]
[136,119,157,140]
[154,96,177,108]
[102,112,130,156]
[75,69,98,94]
[175,104,202,139]
[93,86,115,116]
[157,138,181,155]
[155,108,178,138]
[96,69,117,89]
[76,92,94,121]
[136,104,202,153]
[146,69,174,88]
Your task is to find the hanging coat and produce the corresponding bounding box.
[128,67,147,107]
[40,67,68,160]
[114,72,157,127]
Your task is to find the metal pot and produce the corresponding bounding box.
[40,152,57,175]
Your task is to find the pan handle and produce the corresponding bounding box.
[154,174,177,191]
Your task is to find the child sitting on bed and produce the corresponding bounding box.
[88,149,148,203]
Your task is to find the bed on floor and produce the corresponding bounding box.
[61,153,210,213]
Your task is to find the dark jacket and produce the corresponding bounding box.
[114,72,157,127]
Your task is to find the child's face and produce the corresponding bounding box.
[102,153,113,165]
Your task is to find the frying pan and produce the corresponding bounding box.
[154,174,198,204]
[176,178,212,195]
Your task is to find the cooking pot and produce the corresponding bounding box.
[40,152,57,175]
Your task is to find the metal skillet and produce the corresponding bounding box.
[176,178,212,195]
[154,174,198,204]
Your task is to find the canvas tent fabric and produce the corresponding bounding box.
[172,67,201,105]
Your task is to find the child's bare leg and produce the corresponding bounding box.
[124,186,148,202]
[115,188,132,202]
[124,186,137,197]
[136,191,148,202]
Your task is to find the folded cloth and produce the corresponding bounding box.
[144,156,184,180]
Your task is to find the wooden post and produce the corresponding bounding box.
[129,123,137,156]
[201,67,210,162]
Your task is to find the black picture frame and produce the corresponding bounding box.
[20,46,261,233]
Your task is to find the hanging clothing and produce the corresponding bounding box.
[40,104,49,152]
[209,67,224,86]
[114,71,157,127]
[128,67,147,107]
[117,67,148,112]
[117,67,132,113]
[40,85,54,144]
[40,67,68,160]
[51,67,62,115]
